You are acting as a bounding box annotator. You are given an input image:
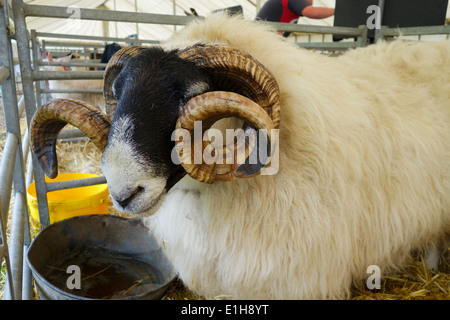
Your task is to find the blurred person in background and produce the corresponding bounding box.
[256,0,335,37]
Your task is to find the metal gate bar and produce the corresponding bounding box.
[0,0,30,300]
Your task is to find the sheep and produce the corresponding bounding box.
[29,15,450,299]
[44,53,105,111]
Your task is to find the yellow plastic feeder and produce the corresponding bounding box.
[27,173,110,225]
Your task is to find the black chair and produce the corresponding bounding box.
[333,0,448,42]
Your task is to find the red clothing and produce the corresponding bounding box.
[256,0,311,23]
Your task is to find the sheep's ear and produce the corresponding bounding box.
[103,46,148,118]
[233,128,271,178]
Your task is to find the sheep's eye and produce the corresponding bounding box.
[112,75,125,100]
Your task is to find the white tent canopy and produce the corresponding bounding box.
[22,0,450,42]
[23,0,337,41]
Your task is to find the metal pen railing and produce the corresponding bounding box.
[0,0,30,301]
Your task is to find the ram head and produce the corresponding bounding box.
[30,45,280,216]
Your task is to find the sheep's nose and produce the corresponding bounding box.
[114,186,144,208]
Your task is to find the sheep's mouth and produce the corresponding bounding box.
[116,189,166,217]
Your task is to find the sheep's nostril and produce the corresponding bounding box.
[116,195,133,209]
[115,186,144,208]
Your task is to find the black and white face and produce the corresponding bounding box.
[100,115,169,216]
[100,47,209,216]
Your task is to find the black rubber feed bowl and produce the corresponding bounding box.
[27,215,177,300]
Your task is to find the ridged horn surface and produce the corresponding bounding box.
[178,44,280,129]
[176,45,280,183]
[30,99,111,179]
[175,91,275,183]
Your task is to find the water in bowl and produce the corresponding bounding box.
[41,246,164,299]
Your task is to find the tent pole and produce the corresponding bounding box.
[135,0,139,39]
[114,0,118,37]
[173,0,176,32]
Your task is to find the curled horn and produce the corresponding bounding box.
[30,99,111,179]
[175,45,280,183]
